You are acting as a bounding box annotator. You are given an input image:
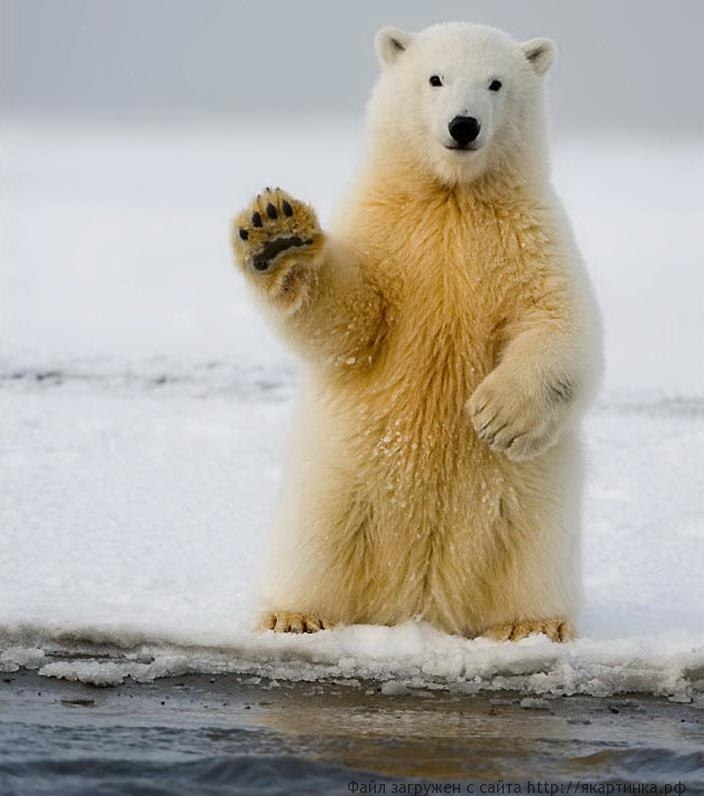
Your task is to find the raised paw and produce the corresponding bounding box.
[467,370,563,462]
[483,618,574,642]
[232,187,323,274]
[258,610,330,634]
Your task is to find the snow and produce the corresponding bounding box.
[1,120,703,699]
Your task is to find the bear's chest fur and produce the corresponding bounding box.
[343,186,545,394]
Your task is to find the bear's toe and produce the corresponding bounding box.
[483,619,573,642]
[258,611,329,634]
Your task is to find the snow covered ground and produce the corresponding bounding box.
[1,120,703,699]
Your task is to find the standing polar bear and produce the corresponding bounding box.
[232,22,601,641]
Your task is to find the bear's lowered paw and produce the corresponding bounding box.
[483,619,574,642]
[258,611,330,634]
[467,370,563,462]
[233,187,323,273]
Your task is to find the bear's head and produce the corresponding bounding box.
[368,22,557,186]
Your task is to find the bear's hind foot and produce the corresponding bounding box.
[258,611,330,634]
[483,618,574,642]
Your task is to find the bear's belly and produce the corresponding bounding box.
[320,378,535,633]
[340,313,497,484]
[313,323,513,619]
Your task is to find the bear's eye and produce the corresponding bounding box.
[489,79,502,92]
[429,75,443,87]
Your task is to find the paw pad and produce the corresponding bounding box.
[233,187,322,273]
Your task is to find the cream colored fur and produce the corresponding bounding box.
[232,22,602,641]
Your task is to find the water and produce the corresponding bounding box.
[2,671,703,795]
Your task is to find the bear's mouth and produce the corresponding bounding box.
[443,143,482,153]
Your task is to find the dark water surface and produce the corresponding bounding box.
[1,671,703,795]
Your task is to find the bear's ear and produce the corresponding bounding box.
[375,26,416,69]
[521,37,557,76]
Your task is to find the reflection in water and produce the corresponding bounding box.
[248,686,702,782]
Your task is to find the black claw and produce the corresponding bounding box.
[548,379,575,403]
[266,202,278,219]
[238,227,248,240]
[282,200,293,217]
[252,212,262,227]
[265,186,271,192]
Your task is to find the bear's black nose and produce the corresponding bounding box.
[448,116,481,146]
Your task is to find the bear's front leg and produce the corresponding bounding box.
[467,365,575,462]
[232,187,325,314]
[232,188,386,368]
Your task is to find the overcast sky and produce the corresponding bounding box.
[2,0,703,132]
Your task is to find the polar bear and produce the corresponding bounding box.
[232,22,601,641]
